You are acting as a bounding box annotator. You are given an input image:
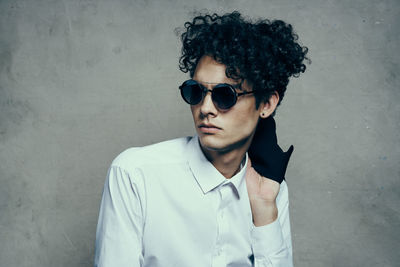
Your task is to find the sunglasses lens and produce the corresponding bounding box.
[212,85,236,109]
[180,81,203,105]
[180,80,238,109]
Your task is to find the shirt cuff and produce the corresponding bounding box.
[251,219,285,259]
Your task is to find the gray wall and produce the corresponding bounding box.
[0,0,399,266]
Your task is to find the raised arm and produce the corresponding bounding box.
[247,169,293,266]
[246,116,294,266]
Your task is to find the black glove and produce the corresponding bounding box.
[248,116,294,184]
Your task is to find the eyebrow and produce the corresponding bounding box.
[193,79,242,89]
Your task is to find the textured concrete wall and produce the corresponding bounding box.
[0,0,399,266]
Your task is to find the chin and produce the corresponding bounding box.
[198,134,226,151]
[198,134,250,153]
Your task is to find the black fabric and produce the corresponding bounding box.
[248,116,294,184]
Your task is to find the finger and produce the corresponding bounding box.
[247,157,252,168]
[262,176,280,187]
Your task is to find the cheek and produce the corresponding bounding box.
[190,106,198,117]
[229,108,260,135]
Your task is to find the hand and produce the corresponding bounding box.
[245,159,280,226]
[246,159,280,204]
[248,116,294,184]
[245,116,294,226]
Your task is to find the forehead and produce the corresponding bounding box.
[193,56,253,91]
[193,56,238,84]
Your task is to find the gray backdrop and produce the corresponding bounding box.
[0,0,399,266]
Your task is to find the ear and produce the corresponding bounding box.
[259,91,279,118]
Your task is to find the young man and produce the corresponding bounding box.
[94,11,308,267]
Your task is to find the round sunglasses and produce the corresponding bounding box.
[179,79,257,110]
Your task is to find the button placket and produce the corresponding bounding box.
[213,182,234,266]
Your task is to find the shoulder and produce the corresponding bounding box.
[110,136,193,172]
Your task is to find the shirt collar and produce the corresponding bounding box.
[186,135,248,198]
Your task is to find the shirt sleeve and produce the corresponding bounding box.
[251,181,293,267]
[94,165,146,267]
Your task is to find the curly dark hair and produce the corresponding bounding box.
[178,11,309,111]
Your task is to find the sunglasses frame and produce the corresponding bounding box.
[179,79,257,110]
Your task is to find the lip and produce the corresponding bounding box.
[198,123,221,134]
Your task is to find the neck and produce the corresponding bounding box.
[200,137,253,179]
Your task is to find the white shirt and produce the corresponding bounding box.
[94,136,293,267]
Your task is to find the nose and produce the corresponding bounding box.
[199,90,218,118]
